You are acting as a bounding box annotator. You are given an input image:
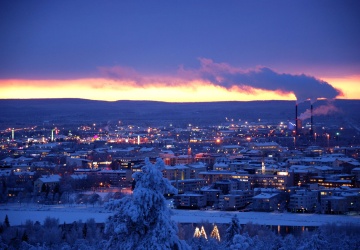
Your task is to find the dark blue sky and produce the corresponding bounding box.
[1,0,359,79]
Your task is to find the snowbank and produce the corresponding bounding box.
[1,204,359,227]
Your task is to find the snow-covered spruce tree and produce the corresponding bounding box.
[230,233,253,250]
[105,158,189,250]
[224,215,241,246]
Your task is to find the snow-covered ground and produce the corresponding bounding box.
[0,204,111,226]
[171,209,360,226]
[1,203,359,227]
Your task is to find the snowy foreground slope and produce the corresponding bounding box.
[1,204,359,227]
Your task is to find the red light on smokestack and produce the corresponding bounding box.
[310,104,313,136]
[295,104,298,136]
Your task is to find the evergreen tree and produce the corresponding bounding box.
[200,226,207,240]
[21,231,29,242]
[279,234,297,250]
[43,217,61,247]
[230,233,253,250]
[105,158,190,250]
[4,214,10,228]
[41,183,47,193]
[297,232,328,250]
[224,215,241,245]
[82,223,87,239]
[210,224,221,241]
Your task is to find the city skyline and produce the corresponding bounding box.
[1,1,359,102]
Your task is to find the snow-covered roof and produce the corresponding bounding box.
[253,142,279,146]
[17,156,33,161]
[200,186,220,192]
[139,147,154,152]
[339,192,359,197]
[254,188,279,193]
[1,157,15,163]
[74,168,100,172]
[174,164,189,170]
[94,148,108,153]
[322,196,346,200]
[99,169,127,174]
[70,174,87,180]
[38,175,61,183]
[170,178,204,183]
[253,193,279,199]
[245,150,262,154]
[108,147,135,153]
[214,162,229,167]
[314,166,333,171]
[222,145,242,149]
[199,171,235,175]
[176,193,204,197]
[31,161,56,167]
[160,150,174,155]
[14,172,35,176]
[177,155,192,159]
[289,165,311,170]
[0,170,11,176]
[187,162,207,169]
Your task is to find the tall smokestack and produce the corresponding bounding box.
[295,104,298,136]
[310,104,313,136]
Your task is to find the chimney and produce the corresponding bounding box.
[295,104,298,136]
[310,104,313,136]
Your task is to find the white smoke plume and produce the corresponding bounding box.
[190,58,342,103]
[99,58,343,103]
[298,103,340,120]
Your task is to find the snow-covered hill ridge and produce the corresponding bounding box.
[1,204,359,227]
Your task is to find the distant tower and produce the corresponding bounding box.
[295,103,298,135]
[11,129,14,141]
[51,129,55,142]
[310,104,314,136]
[262,161,266,174]
[137,135,140,145]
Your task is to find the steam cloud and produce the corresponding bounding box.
[99,58,343,102]
[298,103,340,121]
[189,58,342,103]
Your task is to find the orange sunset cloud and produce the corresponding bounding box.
[320,75,360,100]
[0,60,355,102]
[0,78,296,102]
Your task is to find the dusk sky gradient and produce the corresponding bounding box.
[1,0,359,102]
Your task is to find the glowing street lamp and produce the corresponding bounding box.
[326,133,330,147]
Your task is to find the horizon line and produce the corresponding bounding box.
[0,97,358,104]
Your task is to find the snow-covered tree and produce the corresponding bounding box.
[200,226,208,240]
[279,234,297,250]
[105,158,190,250]
[42,217,61,247]
[230,233,253,250]
[210,224,220,241]
[4,215,10,228]
[193,227,201,238]
[224,215,241,246]
[297,232,328,250]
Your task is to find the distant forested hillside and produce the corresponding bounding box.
[0,99,359,129]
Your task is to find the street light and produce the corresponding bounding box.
[326,133,330,147]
